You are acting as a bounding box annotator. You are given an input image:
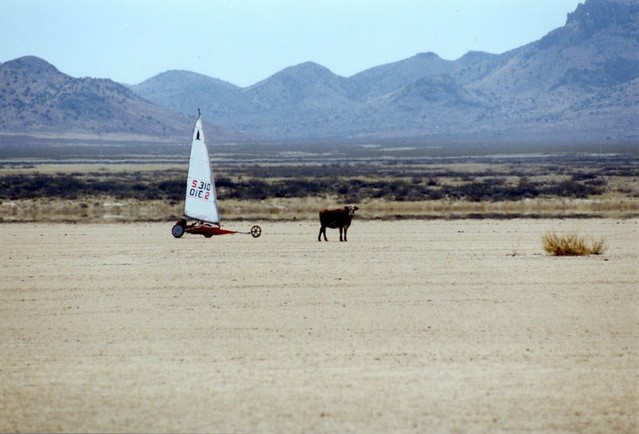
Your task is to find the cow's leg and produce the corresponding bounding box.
[318,225,327,241]
[339,226,344,242]
[343,225,348,242]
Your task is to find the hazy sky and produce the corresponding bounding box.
[2,0,584,87]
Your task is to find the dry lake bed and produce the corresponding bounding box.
[1,219,637,432]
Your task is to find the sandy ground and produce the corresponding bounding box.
[1,219,637,433]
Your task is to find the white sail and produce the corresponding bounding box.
[184,116,220,224]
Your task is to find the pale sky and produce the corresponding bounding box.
[1,0,584,87]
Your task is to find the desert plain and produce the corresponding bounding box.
[0,218,637,432]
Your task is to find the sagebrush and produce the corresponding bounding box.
[542,232,607,256]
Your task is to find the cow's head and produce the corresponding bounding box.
[345,205,359,216]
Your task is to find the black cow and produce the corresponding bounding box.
[318,205,359,242]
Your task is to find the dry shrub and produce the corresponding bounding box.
[542,231,607,256]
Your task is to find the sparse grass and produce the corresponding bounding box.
[1,153,638,222]
[2,196,637,223]
[542,231,607,256]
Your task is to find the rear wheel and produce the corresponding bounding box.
[250,225,262,238]
[172,223,185,238]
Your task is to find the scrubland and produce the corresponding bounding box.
[1,145,638,432]
[1,150,638,222]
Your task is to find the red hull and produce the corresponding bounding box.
[184,224,237,237]
[172,219,261,239]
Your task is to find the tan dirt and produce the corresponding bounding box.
[1,219,637,433]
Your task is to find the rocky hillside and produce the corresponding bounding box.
[131,0,638,144]
[1,0,637,145]
[0,56,194,139]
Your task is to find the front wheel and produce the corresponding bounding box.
[172,223,185,238]
[250,225,262,238]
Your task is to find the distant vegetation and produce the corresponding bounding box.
[2,151,637,222]
[0,162,618,203]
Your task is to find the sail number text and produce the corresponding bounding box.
[189,179,212,200]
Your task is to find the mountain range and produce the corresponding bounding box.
[1,0,638,146]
